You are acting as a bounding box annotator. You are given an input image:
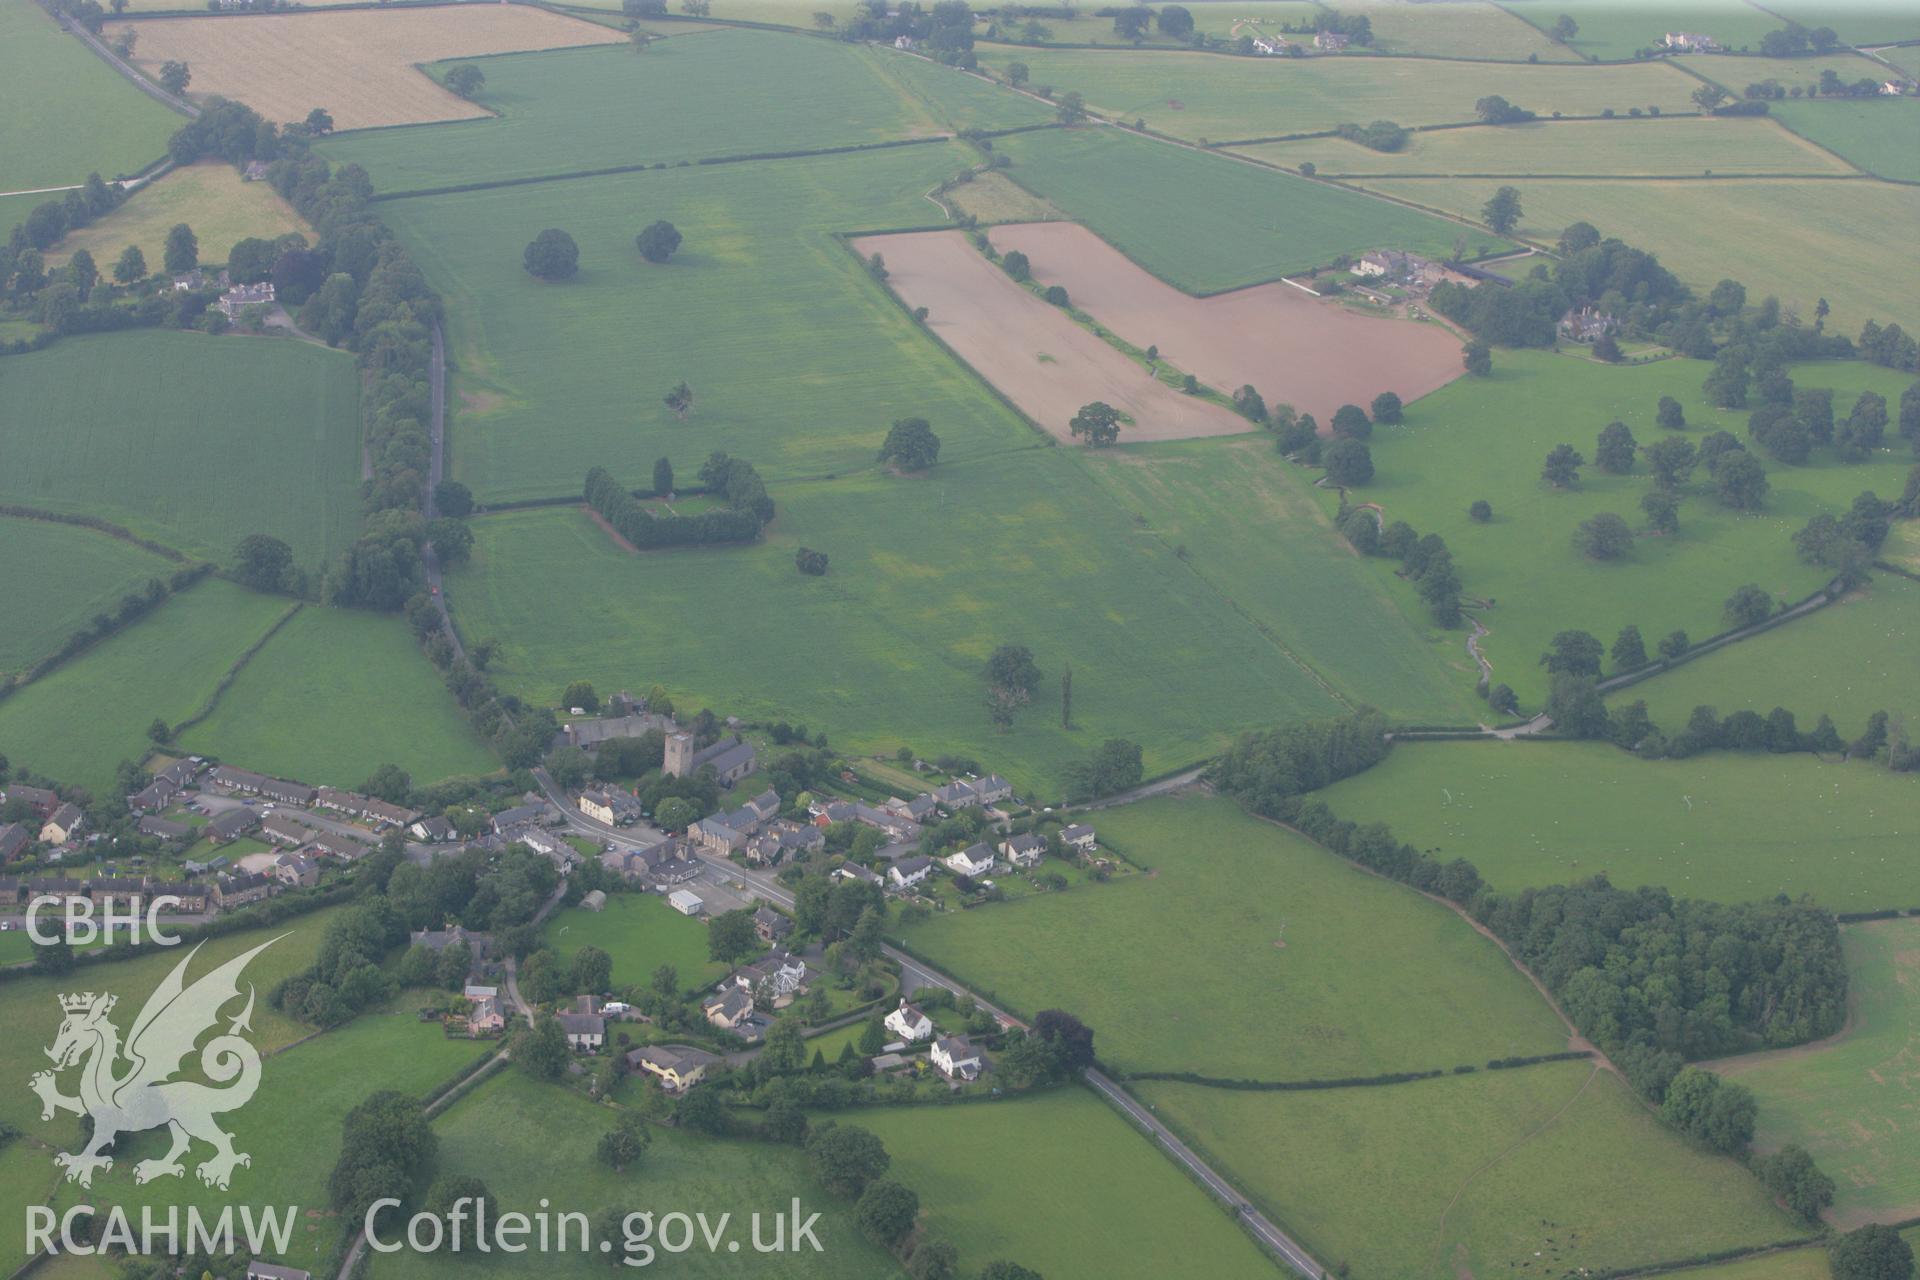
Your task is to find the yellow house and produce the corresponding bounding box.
[626,1044,721,1092]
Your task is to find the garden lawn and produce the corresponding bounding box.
[365,1069,899,1279]
[1074,438,1483,722]
[991,127,1508,293]
[320,27,953,193]
[1621,574,1920,736]
[0,578,290,796]
[1770,97,1920,181]
[1716,918,1920,1227]
[540,892,727,993]
[1137,1061,1799,1280]
[178,605,498,788]
[378,143,1036,502]
[446,447,1350,796]
[0,330,364,566]
[973,46,1701,138]
[0,0,178,191]
[854,1088,1279,1280]
[44,160,312,272]
[1500,0,1786,59]
[0,518,174,679]
[900,794,1567,1078]
[1311,350,1918,708]
[35,1009,487,1274]
[1349,175,1920,334]
[1235,115,1854,177]
[1315,739,1920,908]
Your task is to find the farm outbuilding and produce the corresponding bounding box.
[668,888,704,916]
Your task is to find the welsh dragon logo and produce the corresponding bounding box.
[29,936,283,1190]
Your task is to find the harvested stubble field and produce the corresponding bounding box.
[0,0,179,191]
[178,605,499,788]
[109,5,623,133]
[1715,918,1920,1227]
[854,1089,1280,1280]
[989,128,1508,294]
[0,517,174,679]
[1622,574,1920,735]
[378,144,1040,502]
[850,229,1253,443]
[899,794,1569,1079]
[1313,351,1918,709]
[0,578,289,796]
[1235,115,1856,178]
[43,160,310,271]
[943,170,1063,224]
[973,46,1701,139]
[320,28,954,193]
[0,330,364,565]
[1316,739,1920,909]
[1770,97,1920,182]
[1138,1060,1798,1280]
[1352,175,1920,334]
[989,220,1465,425]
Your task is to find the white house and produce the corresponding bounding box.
[668,888,705,916]
[931,1034,982,1082]
[884,999,934,1043]
[945,843,995,877]
[1000,833,1045,868]
[1060,824,1097,852]
[558,1013,606,1052]
[1663,30,1719,51]
[888,856,934,890]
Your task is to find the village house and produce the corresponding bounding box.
[164,881,211,913]
[601,839,700,887]
[491,800,559,833]
[1314,29,1349,49]
[205,808,259,844]
[411,926,493,961]
[702,986,755,1030]
[931,1034,983,1082]
[933,779,979,809]
[579,787,644,826]
[626,1044,720,1092]
[39,803,83,846]
[260,814,310,846]
[3,785,59,819]
[246,1262,313,1280]
[884,998,934,1043]
[558,1012,606,1052]
[274,852,319,888]
[0,823,29,862]
[690,811,750,853]
[213,871,275,910]
[1000,833,1045,869]
[1560,306,1619,342]
[1663,30,1718,51]
[26,876,85,904]
[128,777,179,813]
[87,877,146,909]
[1061,823,1097,853]
[309,831,370,862]
[217,281,276,320]
[888,855,934,890]
[730,949,810,1001]
[753,905,793,944]
[663,732,757,786]
[833,862,882,888]
[512,824,568,860]
[211,767,316,807]
[971,775,1013,804]
[410,815,456,843]
[945,843,995,878]
[466,991,505,1035]
[138,815,192,842]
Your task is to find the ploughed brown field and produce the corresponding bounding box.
[990,221,1465,427]
[850,229,1251,446]
[110,7,623,132]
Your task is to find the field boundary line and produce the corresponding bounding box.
[45,0,198,124]
[0,504,191,562]
[166,600,304,738]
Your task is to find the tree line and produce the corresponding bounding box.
[583,454,770,549]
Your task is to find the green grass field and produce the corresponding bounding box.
[990,128,1509,293]
[1075,438,1484,722]
[855,46,1054,132]
[178,605,499,788]
[1770,98,1920,181]
[1501,0,1786,59]
[1310,350,1918,708]
[1343,1,1582,60]
[0,0,179,191]
[379,143,1031,501]
[366,1069,898,1279]
[899,794,1567,1078]
[1622,574,1920,736]
[1235,115,1854,176]
[973,46,1701,138]
[1316,739,1920,908]
[0,330,364,566]
[540,891,727,992]
[447,448,1348,794]
[854,1088,1279,1279]
[1350,175,1920,334]
[1767,1,1920,44]
[1679,51,1897,92]
[1139,1060,1799,1280]
[0,578,290,796]
[320,28,956,193]
[0,517,174,679]
[1718,918,1920,1226]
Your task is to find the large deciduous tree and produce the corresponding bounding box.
[1068,401,1122,447]
[635,220,682,263]
[523,228,579,281]
[878,417,941,471]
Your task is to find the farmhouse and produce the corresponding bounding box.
[138,815,192,841]
[1000,833,1045,868]
[669,888,705,916]
[39,803,83,846]
[558,1012,606,1051]
[217,281,276,320]
[1314,30,1349,50]
[247,1263,313,1280]
[1663,31,1719,51]
[884,999,934,1043]
[931,1034,983,1082]
[626,1044,720,1091]
[946,843,995,877]
[1560,306,1619,341]
[663,732,757,785]
[889,855,934,890]
[0,823,29,862]
[411,925,493,961]
[1061,823,1097,852]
